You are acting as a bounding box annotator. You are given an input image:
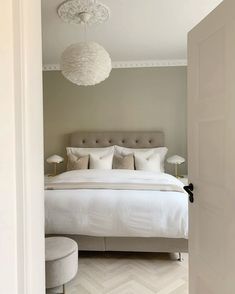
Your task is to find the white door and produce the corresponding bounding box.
[188,0,235,293]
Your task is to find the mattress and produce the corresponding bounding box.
[45,170,188,239]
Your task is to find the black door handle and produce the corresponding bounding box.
[184,183,194,203]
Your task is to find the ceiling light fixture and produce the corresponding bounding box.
[58,0,110,26]
[58,0,112,86]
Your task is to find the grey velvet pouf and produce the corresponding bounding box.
[45,237,78,294]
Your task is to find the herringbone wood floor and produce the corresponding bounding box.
[66,252,188,294]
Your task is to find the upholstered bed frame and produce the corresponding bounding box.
[52,131,188,254]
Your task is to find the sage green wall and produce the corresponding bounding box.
[43,67,187,175]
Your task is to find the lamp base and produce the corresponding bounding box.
[174,164,184,179]
[47,163,57,177]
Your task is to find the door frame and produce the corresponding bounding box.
[1,1,45,294]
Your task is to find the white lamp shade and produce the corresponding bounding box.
[61,41,112,86]
[46,155,64,164]
[167,155,185,165]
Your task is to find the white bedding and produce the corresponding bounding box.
[45,170,188,239]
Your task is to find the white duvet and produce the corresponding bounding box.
[45,170,188,238]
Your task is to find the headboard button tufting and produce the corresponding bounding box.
[69,131,164,149]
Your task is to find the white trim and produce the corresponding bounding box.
[1,1,45,294]
[15,0,45,292]
[112,59,187,68]
[43,64,61,71]
[43,59,187,71]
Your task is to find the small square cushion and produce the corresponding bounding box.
[90,153,113,170]
[134,153,161,172]
[113,154,135,170]
[67,154,89,171]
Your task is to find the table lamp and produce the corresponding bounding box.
[46,155,64,176]
[167,155,185,178]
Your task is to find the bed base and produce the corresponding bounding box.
[47,235,188,254]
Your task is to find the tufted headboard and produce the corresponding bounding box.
[69,131,164,148]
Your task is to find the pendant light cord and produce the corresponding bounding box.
[84,23,88,43]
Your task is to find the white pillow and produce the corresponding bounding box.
[67,146,114,156]
[114,146,168,172]
[90,153,113,170]
[135,153,161,172]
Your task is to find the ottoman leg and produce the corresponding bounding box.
[63,284,65,294]
[178,252,183,262]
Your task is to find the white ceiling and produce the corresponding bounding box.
[42,0,223,66]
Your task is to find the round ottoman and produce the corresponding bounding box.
[45,237,78,294]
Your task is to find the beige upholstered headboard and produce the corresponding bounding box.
[69,131,164,148]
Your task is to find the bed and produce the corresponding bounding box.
[45,131,188,253]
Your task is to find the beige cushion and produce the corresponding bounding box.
[113,154,134,170]
[67,154,89,171]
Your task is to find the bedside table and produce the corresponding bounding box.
[178,176,188,186]
[44,175,54,185]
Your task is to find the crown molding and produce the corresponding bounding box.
[43,59,187,71]
[112,59,187,68]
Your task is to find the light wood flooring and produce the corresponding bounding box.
[65,252,188,294]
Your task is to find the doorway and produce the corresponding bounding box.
[2,0,235,294]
